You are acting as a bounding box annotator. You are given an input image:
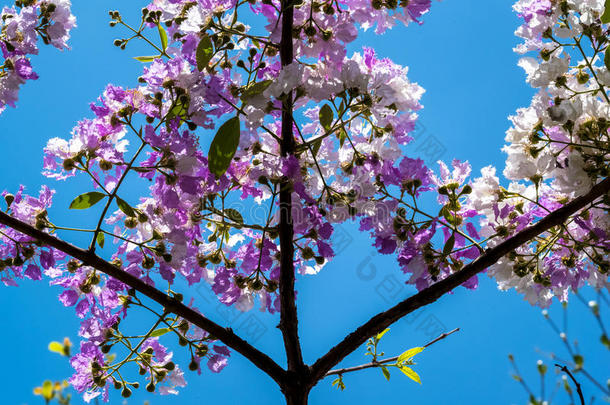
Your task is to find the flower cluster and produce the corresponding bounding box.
[464,0,609,306]
[0,0,75,113]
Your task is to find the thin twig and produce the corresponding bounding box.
[325,328,459,377]
[556,363,585,405]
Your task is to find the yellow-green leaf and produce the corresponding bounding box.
[41,380,54,400]
[381,366,390,381]
[375,328,390,341]
[69,192,106,210]
[397,347,425,364]
[158,24,168,51]
[48,341,65,356]
[398,366,421,384]
[331,376,345,391]
[150,328,171,338]
[133,55,160,62]
[196,35,214,71]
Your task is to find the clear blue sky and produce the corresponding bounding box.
[0,1,607,404]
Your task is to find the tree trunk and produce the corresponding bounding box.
[284,390,309,405]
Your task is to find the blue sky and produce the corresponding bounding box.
[0,1,607,404]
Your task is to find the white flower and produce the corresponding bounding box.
[518,56,570,88]
[265,63,304,98]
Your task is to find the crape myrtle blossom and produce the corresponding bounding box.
[0,0,75,114]
[0,0,608,401]
[464,0,610,306]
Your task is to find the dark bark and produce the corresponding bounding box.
[0,210,286,386]
[308,177,610,383]
[278,0,306,374]
[284,388,310,405]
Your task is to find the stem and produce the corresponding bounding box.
[308,177,610,384]
[89,140,147,252]
[0,209,286,386]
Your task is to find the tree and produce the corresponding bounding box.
[0,0,608,404]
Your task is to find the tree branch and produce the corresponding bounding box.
[324,328,459,377]
[0,210,287,386]
[556,364,585,405]
[309,177,610,384]
[278,0,305,374]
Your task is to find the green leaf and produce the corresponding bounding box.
[241,80,273,104]
[338,128,347,147]
[605,46,610,71]
[116,197,136,218]
[398,365,422,384]
[311,138,323,157]
[573,354,584,369]
[397,347,425,364]
[165,98,189,130]
[602,1,610,24]
[443,234,455,257]
[224,208,244,224]
[158,24,168,51]
[97,232,105,249]
[133,55,160,62]
[375,328,390,341]
[48,341,65,356]
[381,366,391,381]
[601,333,610,349]
[41,380,54,400]
[319,104,334,131]
[196,35,214,71]
[150,328,171,338]
[69,192,106,210]
[208,117,240,178]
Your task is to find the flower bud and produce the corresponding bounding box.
[99,160,113,171]
[142,256,155,269]
[249,278,264,291]
[196,344,208,357]
[4,193,14,208]
[62,158,76,171]
[121,387,132,398]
